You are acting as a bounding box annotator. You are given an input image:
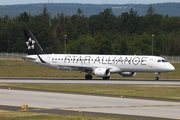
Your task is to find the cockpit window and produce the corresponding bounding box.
[162,59,168,62]
[157,59,168,62]
[157,60,161,62]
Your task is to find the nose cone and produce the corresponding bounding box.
[167,64,175,71]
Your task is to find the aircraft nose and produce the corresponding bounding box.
[166,64,175,71]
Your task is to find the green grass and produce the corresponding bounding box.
[0,110,135,120]
[1,84,180,100]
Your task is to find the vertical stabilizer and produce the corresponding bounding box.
[24,29,46,55]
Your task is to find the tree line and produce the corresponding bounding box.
[0,5,180,56]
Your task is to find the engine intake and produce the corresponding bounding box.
[119,72,136,77]
[93,68,110,77]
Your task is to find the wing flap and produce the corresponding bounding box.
[57,64,93,71]
[56,64,121,73]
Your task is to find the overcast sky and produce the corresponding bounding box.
[0,0,180,5]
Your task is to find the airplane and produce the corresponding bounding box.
[22,29,175,80]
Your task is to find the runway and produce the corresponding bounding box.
[0,78,180,86]
[0,78,180,119]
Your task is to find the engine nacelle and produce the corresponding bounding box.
[93,68,110,77]
[119,72,136,77]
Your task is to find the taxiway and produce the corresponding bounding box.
[0,78,180,120]
[0,78,180,86]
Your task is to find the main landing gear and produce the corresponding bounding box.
[102,76,110,80]
[85,74,110,80]
[85,74,92,80]
[154,72,160,80]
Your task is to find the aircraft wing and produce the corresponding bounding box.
[57,64,121,73]
[57,64,93,72]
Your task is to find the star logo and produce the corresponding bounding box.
[26,38,35,50]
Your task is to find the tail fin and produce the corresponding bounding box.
[24,29,46,55]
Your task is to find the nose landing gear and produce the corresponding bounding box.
[154,72,160,80]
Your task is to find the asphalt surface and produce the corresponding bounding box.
[0,78,180,120]
[0,78,180,86]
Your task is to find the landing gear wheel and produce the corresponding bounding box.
[155,77,159,80]
[102,76,110,80]
[154,72,160,80]
[85,74,92,80]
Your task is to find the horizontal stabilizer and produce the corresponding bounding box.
[21,56,37,61]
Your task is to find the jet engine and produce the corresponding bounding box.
[119,72,136,77]
[93,68,110,77]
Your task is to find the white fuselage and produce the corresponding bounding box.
[26,54,175,73]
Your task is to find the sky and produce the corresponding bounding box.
[0,0,180,5]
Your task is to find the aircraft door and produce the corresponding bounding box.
[149,59,153,68]
[47,56,51,64]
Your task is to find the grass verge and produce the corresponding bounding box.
[1,84,180,100]
[0,110,135,120]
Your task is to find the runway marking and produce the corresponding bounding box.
[56,104,180,110]
[21,104,180,111]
